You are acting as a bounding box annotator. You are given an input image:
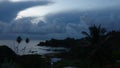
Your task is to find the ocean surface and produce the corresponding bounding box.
[0,40,59,55]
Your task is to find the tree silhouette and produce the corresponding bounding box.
[81,25,111,63]
[25,38,30,44]
[21,38,30,54]
[16,36,22,44]
[16,36,22,54]
[82,25,106,45]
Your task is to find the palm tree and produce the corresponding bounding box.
[82,25,106,45]
[16,36,22,44]
[16,36,22,54]
[81,25,109,61]
[25,38,30,44]
[21,38,30,54]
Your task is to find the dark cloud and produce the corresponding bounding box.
[0,8,120,40]
[0,11,89,40]
[0,1,51,22]
[81,8,120,30]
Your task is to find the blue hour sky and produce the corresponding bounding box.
[0,0,120,40]
[16,0,120,18]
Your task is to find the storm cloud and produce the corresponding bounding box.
[1,8,120,40]
[0,0,51,22]
[0,11,89,40]
[0,0,120,40]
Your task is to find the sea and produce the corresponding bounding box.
[0,40,57,55]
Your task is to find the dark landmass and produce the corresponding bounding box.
[37,25,120,68]
[37,38,89,48]
[0,25,120,68]
[0,46,51,68]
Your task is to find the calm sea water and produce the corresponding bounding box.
[0,40,55,55]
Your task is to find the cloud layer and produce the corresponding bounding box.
[0,8,120,40]
[0,11,88,40]
[0,0,51,22]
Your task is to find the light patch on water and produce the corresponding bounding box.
[0,40,55,55]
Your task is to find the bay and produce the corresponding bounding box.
[0,40,55,55]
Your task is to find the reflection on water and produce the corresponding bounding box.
[0,40,64,55]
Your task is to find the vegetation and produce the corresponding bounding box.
[37,38,80,48]
[16,36,22,44]
[0,46,51,68]
[37,25,120,67]
[0,46,16,63]
[15,55,51,68]
[25,38,30,44]
[0,25,120,68]
[81,25,113,63]
[0,60,21,68]
[16,36,22,53]
[0,37,51,68]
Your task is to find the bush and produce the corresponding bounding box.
[0,60,21,68]
[15,54,51,68]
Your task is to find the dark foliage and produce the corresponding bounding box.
[0,46,16,63]
[81,25,107,45]
[25,38,30,43]
[15,55,51,68]
[38,38,82,48]
[0,46,51,68]
[1,25,120,68]
[16,36,22,44]
[46,25,120,66]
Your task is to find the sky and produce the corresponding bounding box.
[0,0,120,40]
